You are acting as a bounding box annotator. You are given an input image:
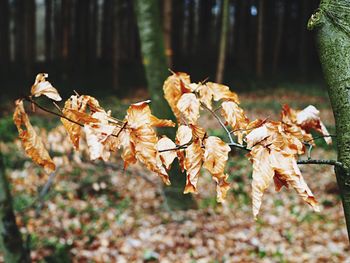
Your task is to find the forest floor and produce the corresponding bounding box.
[1,85,349,262]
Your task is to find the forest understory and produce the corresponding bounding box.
[1,87,349,263]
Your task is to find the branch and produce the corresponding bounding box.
[304,134,336,143]
[297,159,343,167]
[24,97,126,139]
[200,101,235,144]
[25,97,84,127]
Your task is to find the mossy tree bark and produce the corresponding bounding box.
[0,153,30,262]
[134,0,195,210]
[308,0,350,240]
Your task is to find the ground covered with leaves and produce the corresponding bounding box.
[1,86,349,262]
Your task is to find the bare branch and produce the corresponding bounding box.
[200,101,235,144]
[297,159,343,167]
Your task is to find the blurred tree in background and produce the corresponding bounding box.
[0,0,322,101]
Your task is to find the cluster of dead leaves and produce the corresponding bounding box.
[13,72,332,218]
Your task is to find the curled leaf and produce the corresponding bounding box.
[177,93,200,124]
[31,73,62,101]
[163,72,191,121]
[221,101,249,143]
[245,125,269,149]
[157,136,177,169]
[206,82,240,104]
[203,136,231,175]
[296,105,332,144]
[184,139,203,194]
[13,100,55,173]
[203,136,231,202]
[176,125,193,172]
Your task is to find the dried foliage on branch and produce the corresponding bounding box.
[14,72,336,218]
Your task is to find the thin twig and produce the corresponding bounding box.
[158,141,192,153]
[115,121,128,138]
[25,97,84,127]
[200,101,235,144]
[230,117,269,134]
[304,134,336,143]
[24,97,126,138]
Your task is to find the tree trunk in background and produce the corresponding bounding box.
[256,0,264,78]
[112,0,120,92]
[299,0,309,78]
[235,0,249,71]
[163,0,172,67]
[309,0,350,240]
[272,0,284,74]
[0,153,30,262]
[61,0,73,78]
[89,0,98,63]
[45,0,52,62]
[24,0,36,78]
[134,0,195,210]
[0,0,10,74]
[102,0,113,63]
[14,0,25,66]
[216,0,229,83]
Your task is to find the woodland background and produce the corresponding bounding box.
[0,0,349,262]
[0,0,323,99]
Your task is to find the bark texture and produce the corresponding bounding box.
[134,0,195,210]
[0,153,30,262]
[308,0,350,240]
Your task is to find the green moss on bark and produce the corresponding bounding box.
[0,153,30,262]
[309,0,350,240]
[134,0,195,210]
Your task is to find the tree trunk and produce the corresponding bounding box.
[45,0,52,62]
[0,153,30,262]
[216,0,229,83]
[256,0,264,78]
[299,0,309,78]
[163,0,172,67]
[24,0,36,78]
[112,0,121,92]
[134,0,195,210]
[309,0,350,240]
[14,0,25,66]
[272,0,284,74]
[0,0,10,75]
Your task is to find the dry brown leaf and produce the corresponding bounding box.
[221,101,249,143]
[197,83,214,109]
[61,95,106,149]
[156,136,177,170]
[203,136,231,175]
[31,73,62,101]
[247,143,319,219]
[296,105,332,144]
[213,174,230,203]
[176,125,193,172]
[184,139,203,194]
[13,100,55,173]
[84,111,115,161]
[177,93,200,124]
[206,82,240,104]
[245,125,269,149]
[163,72,191,121]
[126,102,170,184]
[247,146,275,218]
[271,149,319,210]
[203,136,231,202]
